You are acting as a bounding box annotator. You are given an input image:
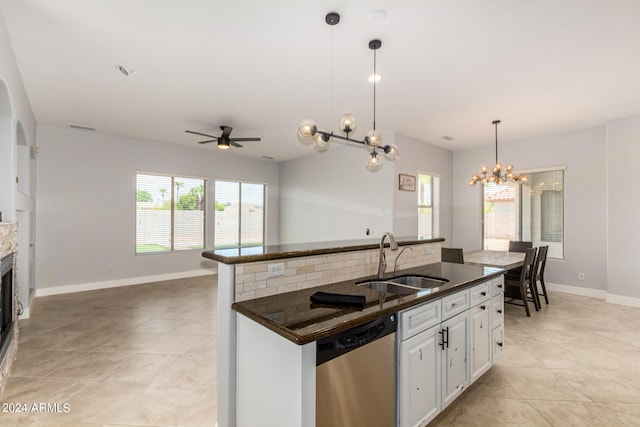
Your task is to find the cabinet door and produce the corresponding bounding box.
[491,294,504,330]
[398,325,441,427]
[492,323,504,362]
[440,311,469,409]
[469,303,492,384]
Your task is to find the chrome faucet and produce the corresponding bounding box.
[377,232,398,278]
[394,246,414,274]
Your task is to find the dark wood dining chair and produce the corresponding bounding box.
[533,245,550,305]
[508,240,533,253]
[506,240,533,281]
[504,247,538,316]
[441,247,464,264]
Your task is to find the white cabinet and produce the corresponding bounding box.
[440,311,469,409]
[398,325,441,427]
[491,276,505,363]
[469,303,491,384]
[398,275,505,426]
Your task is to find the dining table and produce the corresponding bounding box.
[464,249,526,270]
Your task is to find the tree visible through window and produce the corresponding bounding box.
[214,180,265,248]
[136,173,206,253]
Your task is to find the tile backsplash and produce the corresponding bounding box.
[235,242,441,302]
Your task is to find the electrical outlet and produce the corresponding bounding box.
[268,262,285,278]
[578,272,585,281]
[424,245,433,255]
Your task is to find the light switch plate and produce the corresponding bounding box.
[268,262,285,278]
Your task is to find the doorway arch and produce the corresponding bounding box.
[0,79,15,221]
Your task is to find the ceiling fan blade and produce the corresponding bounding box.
[220,126,233,139]
[198,139,217,144]
[230,137,261,142]
[185,130,218,139]
[230,141,243,148]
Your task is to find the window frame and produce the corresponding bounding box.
[213,178,267,249]
[481,166,565,259]
[417,172,440,239]
[135,171,207,255]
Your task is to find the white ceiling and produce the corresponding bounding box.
[1,0,640,162]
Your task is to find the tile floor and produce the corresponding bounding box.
[0,275,217,427]
[1,276,640,426]
[431,291,640,426]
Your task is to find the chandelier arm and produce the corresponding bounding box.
[316,129,366,146]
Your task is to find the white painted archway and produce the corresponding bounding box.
[0,79,15,221]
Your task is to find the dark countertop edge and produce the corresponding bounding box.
[232,268,505,345]
[202,237,445,264]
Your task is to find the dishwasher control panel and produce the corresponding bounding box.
[316,313,396,366]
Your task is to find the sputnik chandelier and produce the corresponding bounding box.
[297,12,398,172]
[469,120,527,186]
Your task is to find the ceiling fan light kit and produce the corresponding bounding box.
[469,120,527,186]
[297,13,398,172]
[185,126,261,150]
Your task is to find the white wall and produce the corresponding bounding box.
[392,133,453,241]
[606,115,640,299]
[0,12,37,221]
[452,126,607,292]
[279,144,394,244]
[36,126,280,290]
[0,12,37,315]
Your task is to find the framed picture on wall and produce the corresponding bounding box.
[399,174,416,192]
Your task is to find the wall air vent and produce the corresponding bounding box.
[441,135,454,141]
[261,155,275,160]
[69,124,96,132]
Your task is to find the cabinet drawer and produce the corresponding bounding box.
[491,276,505,296]
[492,323,504,362]
[470,281,491,306]
[441,289,469,320]
[400,299,442,340]
[491,294,504,330]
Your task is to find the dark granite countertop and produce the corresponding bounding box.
[202,236,445,264]
[232,262,505,345]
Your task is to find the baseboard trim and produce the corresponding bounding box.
[606,293,640,308]
[546,282,607,299]
[546,282,640,307]
[35,269,217,297]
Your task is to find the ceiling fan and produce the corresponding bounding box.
[185,126,261,150]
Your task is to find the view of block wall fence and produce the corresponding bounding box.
[234,242,442,302]
[136,204,263,250]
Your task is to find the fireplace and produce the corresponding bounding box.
[0,252,14,361]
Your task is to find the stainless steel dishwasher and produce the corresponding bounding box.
[316,313,397,427]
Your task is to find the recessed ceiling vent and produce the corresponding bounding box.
[115,65,136,76]
[261,155,275,160]
[69,124,96,131]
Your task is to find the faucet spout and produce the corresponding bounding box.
[377,232,398,278]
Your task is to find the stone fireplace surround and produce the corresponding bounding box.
[0,222,18,395]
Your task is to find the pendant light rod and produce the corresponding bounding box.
[370,39,381,131]
[493,119,500,164]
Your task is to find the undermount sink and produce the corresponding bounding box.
[356,281,420,295]
[357,275,449,295]
[388,275,448,289]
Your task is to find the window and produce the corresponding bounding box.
[483,168,564,258]
[136,173,206,254]
[214,180,265,248]
[418,173,440,239]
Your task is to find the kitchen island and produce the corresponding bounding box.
[203,236,506,426]
[203,236,446,427]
